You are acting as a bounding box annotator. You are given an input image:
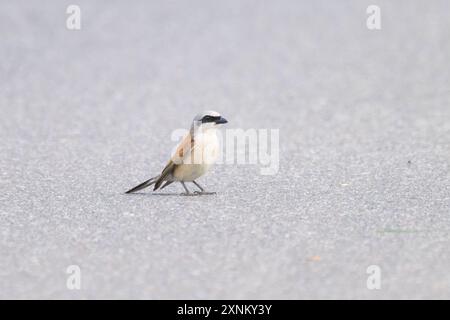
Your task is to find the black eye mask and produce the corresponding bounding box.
[201,115,220,123]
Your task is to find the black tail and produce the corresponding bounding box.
[125,176,159,194]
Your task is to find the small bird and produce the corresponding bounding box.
[125,111,228,195]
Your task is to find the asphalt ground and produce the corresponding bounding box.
[1,0,449,299]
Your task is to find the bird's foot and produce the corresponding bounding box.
[194,191,216,195]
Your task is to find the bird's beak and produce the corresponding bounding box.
[215,116,228,124]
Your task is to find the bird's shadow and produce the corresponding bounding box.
[123,192,215,197]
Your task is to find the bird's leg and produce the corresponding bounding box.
[192,180,216,195]
[180,181,194,196]
[192,180,204,192]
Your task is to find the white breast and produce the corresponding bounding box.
[173,129,219,181]
[193,129,219,164]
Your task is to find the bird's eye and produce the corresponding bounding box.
[203,116,214,122]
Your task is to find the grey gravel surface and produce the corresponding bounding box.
[1,0,450,299]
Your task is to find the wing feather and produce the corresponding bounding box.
[153,132,194,190]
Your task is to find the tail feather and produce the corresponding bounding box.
[153,175,168,191]
[125,176,159,194]
[160,180,174,190]
[153,178,163,191]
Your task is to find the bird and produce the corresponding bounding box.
[125,110,228,195]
